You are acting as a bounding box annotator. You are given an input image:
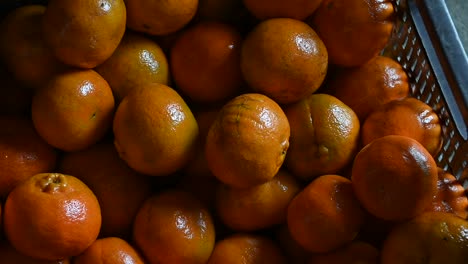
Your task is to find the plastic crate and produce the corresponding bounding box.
[1,0,467,186]
[382,0,467,188]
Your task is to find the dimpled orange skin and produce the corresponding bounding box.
[42,0,126,68]
[31,69,115,152]
[329,56,410,121]
[362,97,442,156]
[311,0,394,66]
[126,0,198,36]
[0,5,65,89]
[207,234,287,264]
[205,93,290,188]
[73,237,145,264]
[3,173,101,260]
[241,18,328,104]
[95,31,170,102]
[0,241,70,264]
[381,212,468,264]
[133,190,215,264]
[216,170,301,231]
[0,116,57,199]
[287,175,366,253]
[351,135,438,221]
[170,21,244,103]
[112,83,199,176]
[426,168,468,219]
[243,0,323,20]
[284,93,360,181]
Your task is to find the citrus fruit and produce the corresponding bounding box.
[205,93,290,188]
[3,173,101,260]
[42,0,126,68]
[133,190,215,264]
[351,135,438,221]
[73,237,145,264]
[241,18,328,104]
[112,83,198,176]
[31,69,115,152]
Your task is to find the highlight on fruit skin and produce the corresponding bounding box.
[205,93,291,189]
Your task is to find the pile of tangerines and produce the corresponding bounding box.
[0,0,467,263]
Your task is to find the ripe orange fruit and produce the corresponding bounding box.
[0,116,57,198]
[171,21,243,103]
[126,0,198,36]
[0,5,65,89]
[113,83,198,176]
[311,0,394,66]
[207,233,287,264]
[0,241,70,264]
[241,18,328,104]
[42,0,126,68]
[284,93,360,181]
[205,93,290,188]
[243,0,322,20]
[362,97,442,156]
[351,135,438,221]
[287,174,366,253]
[426,168,468,219]
[133,190,215,264]
[3,173,101,260]
[308,241,380,264]
[31,69,115,152]
[216,170,300,231]
[58,142,153,238]
[381,212,468,264]
[73,237,145,264]
[95,31,170,102]
[328,56,410,121]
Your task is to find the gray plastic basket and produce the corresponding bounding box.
[383,0,467,188]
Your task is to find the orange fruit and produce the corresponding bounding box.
[311,0,394,66]
[58,142,153,239]
[287,174,366,253]
[0,5,65,89]
[0,115,57,198]
[113,83,199,176]
[243,0,322,20]
[126,0,198,36]
[241,18,328,104]
[3,173,101,260]
[351,135,438,221]
[426,168,468,219]
[0,67,33,116]
[31,69,115,152]
[42,0,126,68]
[73,237,145,264]
[216,170,300,231]
[170,21,243,103]
[328,56,410,121]
[307,241,380,264]
[0,241,70,264]
[381,212,468,264]
[95,31,170,102]
[133,190,215,264]
[284,93,360,181]
[207,233,287,264]
[362,97,442,156]
[205,93,290,188]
